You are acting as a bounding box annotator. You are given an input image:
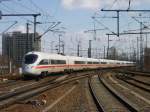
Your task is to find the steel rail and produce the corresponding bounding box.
[88,77,105,112]
[118,77,150,93]
[98,74,139,112]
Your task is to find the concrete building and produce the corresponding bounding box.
[2,31,41,65]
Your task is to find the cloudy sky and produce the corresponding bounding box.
[0,0,150,58]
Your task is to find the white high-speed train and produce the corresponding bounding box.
[22,52,134,77]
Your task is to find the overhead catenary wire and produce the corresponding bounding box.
[1,1,53,25]
[93,17,117,36]
[99,0,138,59]
[92,0,121,41]
[37,22,62,39]
[28,0,62,34]
[1,21,17,33]
[0,2,34,23]
[12,0,38,14]
[109,0,118,9]
[131,16,150,29]
[29,0,52,19]
[0,1,55,35]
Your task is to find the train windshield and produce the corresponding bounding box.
[24,54,38,64]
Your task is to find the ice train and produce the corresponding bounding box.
[22,52,134,77]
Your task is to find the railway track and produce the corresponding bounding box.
[104,72,150,111]
[0,71,93,95]
[88,77,104,112]
[131,75,150,85]
[127,76,150,86]
[116,70,150,77]
[129,70,150,75]
[0,76,58,95]
[0,80,39,94]
[116,73,150,93]
[88,73,136,112]
[0,72,91,110]
[99,74,140,112]
[88,70,150,111]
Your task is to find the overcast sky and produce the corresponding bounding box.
[0,0,150,58]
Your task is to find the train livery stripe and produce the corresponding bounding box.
[34,65,66,69]
[33,64,114,69]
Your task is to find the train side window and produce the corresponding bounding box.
[51,60,66,64]
[93,62,99,64]
[51,60,57,64]
[101,62,107,64]
[39,59,49,65]
[87,62,92,64]
[59,60,66,64]
[57,60,66,64]
[74,61,85,64]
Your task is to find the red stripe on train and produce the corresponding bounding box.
[33,64,103,69]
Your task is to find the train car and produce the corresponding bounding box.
[22,52,68,77]
[22,51,134,77]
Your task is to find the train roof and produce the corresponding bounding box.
[26,51,134,63]
[26,51,67,60]
[26,51,100,61]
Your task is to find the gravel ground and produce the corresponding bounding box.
[2,82,74,112]
[49,78,97,112]
[0,74,22,80]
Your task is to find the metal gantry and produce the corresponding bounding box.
[101,9,150,69]
[101,9,150,37]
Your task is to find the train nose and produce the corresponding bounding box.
[22,65,33,74]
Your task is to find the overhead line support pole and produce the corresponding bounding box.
[137,37,139,63]
[107,34,110,59]
[140,22,143,70]
[77,43,80,56]
[117,11,119,37]
[104,46,105,59]
[88,40,92,58]
[26,22,30,53]
[33,15,37,51]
